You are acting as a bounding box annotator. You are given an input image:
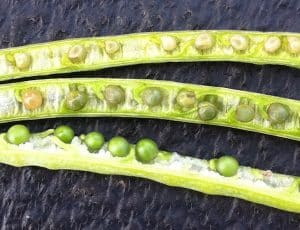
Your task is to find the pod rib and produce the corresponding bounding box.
[0,134,298,213]
[1,30,300,81]
[0,78,299,141]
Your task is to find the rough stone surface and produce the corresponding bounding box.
[0,0,299,229]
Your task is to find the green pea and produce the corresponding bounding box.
[104,85,125,105]
[84,131,105,153]
[142,87,163,106]
[6,124,30,145]
[235,104,255,122]
[65,90,88,111]
[198,102,218,121]
[135,138,159,163]
[54,125,75,143]
[176,90,196,108]
[216,156,239,177]
[267,102,290,123]
[108,136,130,157]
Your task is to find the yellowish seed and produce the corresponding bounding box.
[230,35,248,51]
[67,45,87,63]
[264,36,281,53]
[195,33,214,50]
[14,53,31,69]
[22,88,43,110]
[287,36,300,54]
[105,40,120,55]
[161,36,177,52]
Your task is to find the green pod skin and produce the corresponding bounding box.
[0,78,299,141]
[0,130,298,213]
[2,30,300,81]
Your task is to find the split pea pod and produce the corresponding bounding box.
[2,30,300,81]
[0,78,299,141]
[0,124,299,213]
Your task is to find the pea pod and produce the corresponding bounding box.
[0,125,299,213]
[0,78,299,141]
[2,30,300,81]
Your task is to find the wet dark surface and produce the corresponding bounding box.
[0,0,300,229]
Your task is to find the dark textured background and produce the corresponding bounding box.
[0,0,299,229]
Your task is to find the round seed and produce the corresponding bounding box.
[14,53,31,69]
[65,90,88,111]
[264,36,281,53]
[84,131,105,153]
[216,156,239,177]
[68,45,87,63]
[22,88,43,110]
[267,102,290,123]
[105,40,120,54]
[195,33,214,50]
[135,138,159,163]
[54,125,75,144]
[104,85,125,105]
[108,136,130,157]
[230,35,248,51]
[142,87,163,106]
[6,124,30,145]
[287,36,300,54]
[235,104,255,122]
[176,89,196,108]
[161,36,177,52]
[198,102,218,121]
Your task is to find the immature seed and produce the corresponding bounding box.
[65,90,88,111]
[135,138,159,163]
[104,85,125,105]
[68,45,87,63]
[195,33,214,50]
[105,40,120,55]
[235,104,255,122]
[216,156,239,177]
[198,102,218,121]
[161,36,177,52]
[22,88,43,110]
[176,89,196,108]
[230,35,248,51]
[267,102,290,123]
[108,136,130,157]
[6,124,30,145]
[54,125,75,144]
[84,131,105,153]
[14,53,31,69]
[287,36,300,54]
[142,87,163,106]
[264,36,281,53]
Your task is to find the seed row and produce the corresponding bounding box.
[0,78,298,140]
[0,124,299,213]
[1,30,300,81]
